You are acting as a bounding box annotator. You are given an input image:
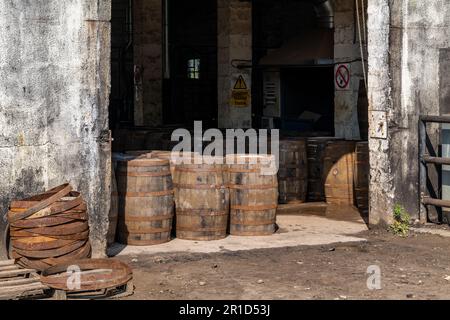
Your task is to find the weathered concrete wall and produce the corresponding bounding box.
[368,0,450,225]
[367,0,394,225]
[0,0,111,258]
[218,0,253,129]
[334,0,365,139]
[134,0,163,126]
[394,0,450,223]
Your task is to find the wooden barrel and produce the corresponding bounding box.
[278,139,308,204]
[306,137,340,201]
[323,141,356,205]
[151,150,172,159]
[354,141,369,214]
[226,154,278,236]
[173,156,229,241]
[116,158,174,246]
[153,151,202,239]
[152,151,201,177]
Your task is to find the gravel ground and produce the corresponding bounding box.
[117,229,450,300]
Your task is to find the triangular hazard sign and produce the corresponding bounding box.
[233,75,248,90]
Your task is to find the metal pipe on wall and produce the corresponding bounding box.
[163,0,170,79]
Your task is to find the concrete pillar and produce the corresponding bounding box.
[334,0,364,140]
[0,0,111,258]
[367,0,394,226]
[134,0,163,126]
[218,0,253,129]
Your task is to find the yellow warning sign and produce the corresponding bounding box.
[231,75,250,107]
[234,75,248,90]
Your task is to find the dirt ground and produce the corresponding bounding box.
[118,229,450,300]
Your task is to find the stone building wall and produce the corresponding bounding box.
[0,0,111,258]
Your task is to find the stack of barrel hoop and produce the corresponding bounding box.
[112,151,279,245]
[7,183,91,271]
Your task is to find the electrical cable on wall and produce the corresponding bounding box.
[362,0,367,43]
[356,0,368,90]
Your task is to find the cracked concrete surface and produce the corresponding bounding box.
[109,205,368,257]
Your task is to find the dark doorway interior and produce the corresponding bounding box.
[281,67,335,133]
[165,0,218,129]
[110,0,134,129]
[252,0,335,136]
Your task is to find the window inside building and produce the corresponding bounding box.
[187,58,201,79]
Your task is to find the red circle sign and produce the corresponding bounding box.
[335,65,350,89]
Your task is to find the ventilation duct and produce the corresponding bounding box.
[310,0,334,29]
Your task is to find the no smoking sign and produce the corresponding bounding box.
[335,64,351,91]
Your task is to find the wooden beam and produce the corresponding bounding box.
[420,115,450,124]
[422,197,450,208]
[422,156,450,165]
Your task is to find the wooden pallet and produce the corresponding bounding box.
[0,260,49,300]
[0,260,134,300]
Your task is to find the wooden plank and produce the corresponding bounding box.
[0,269,36,278]
[0,276,24,283]
[0,277,40,288]
[0,260,15,267]
[0,283,48,295]
[0,265,20,272]
[423,156,450,165]
[0,289,46,300]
